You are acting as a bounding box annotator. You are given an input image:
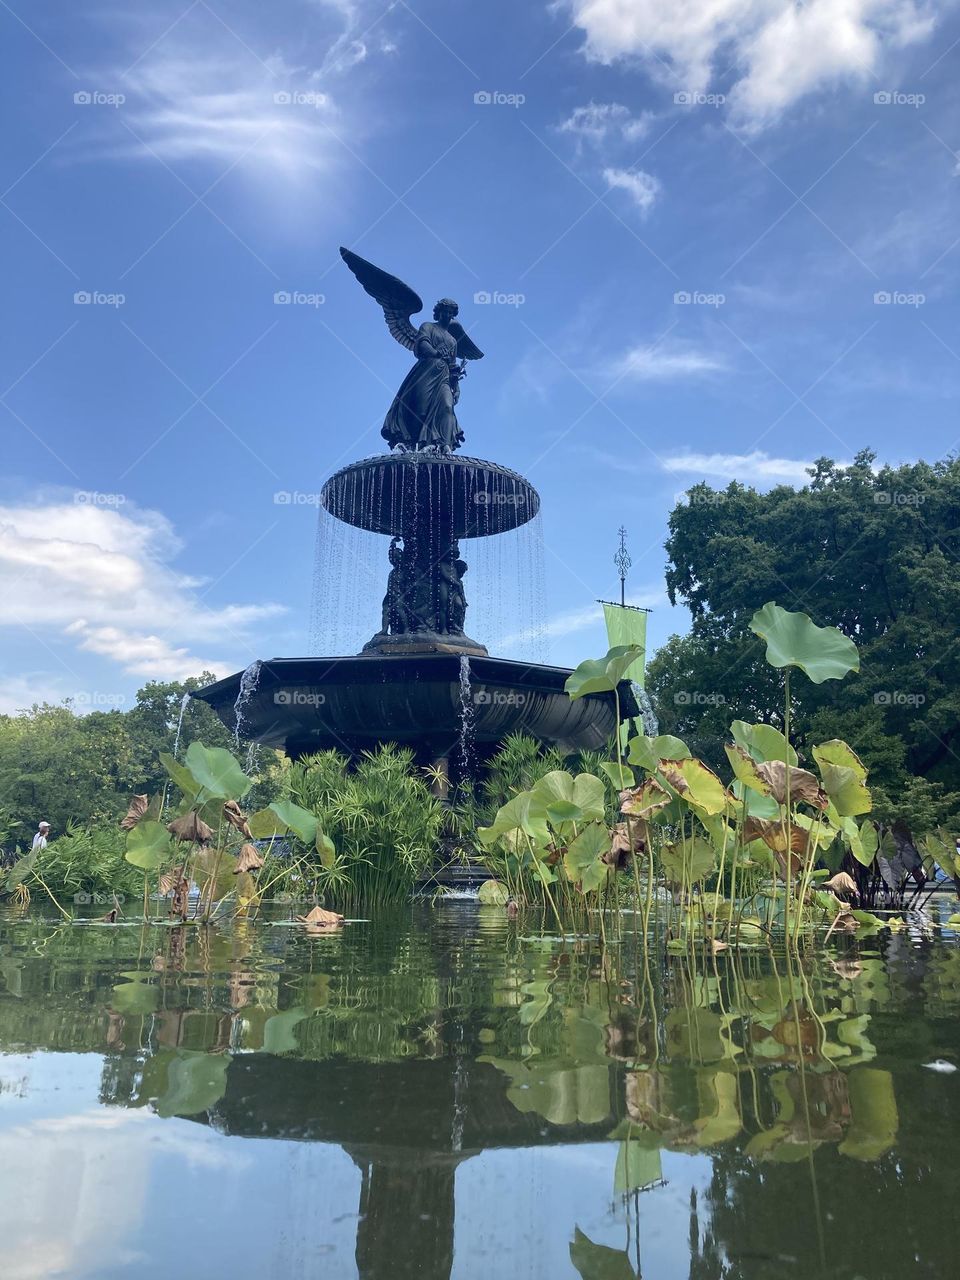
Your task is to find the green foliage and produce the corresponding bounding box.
[286,745,445,910]
[650,453,960,832]
[0,674,281,835]
[21,825,142,903]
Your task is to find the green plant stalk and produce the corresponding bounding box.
[783,667,795,941]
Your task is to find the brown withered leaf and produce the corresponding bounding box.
[158,868,184,896]
[120,794,149,831]
[166,811,214,845]
[824,871,859,901]
[296,905,344,931]
[620,777,671,819]
[605,819,649,870]
[743,816,808,877]
[222,799,253,839]
[234,842,264,873]
[755,760,828,810]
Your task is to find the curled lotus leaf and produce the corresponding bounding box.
[812,739,868,780]
[234,843,264,873]
[619,777,671,819]
[658,758,728,815]
[166,811,214,845]
[755,760,828,810]
[222,799,252,838]
[119,794,149,831]
[296,905,344,930]
[749,602,859,684]
[731,720,798,767]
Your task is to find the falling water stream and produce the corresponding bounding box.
[233,660,262,746]
[172,691,191,759]
[457,655,475,781]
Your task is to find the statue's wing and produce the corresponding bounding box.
[340,247,423,351]
[449,322,484,361]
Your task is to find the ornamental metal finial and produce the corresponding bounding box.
[614,526,631,608]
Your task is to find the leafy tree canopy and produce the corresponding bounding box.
[648,451,960,832]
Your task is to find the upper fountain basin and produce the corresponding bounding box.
[320,453,540,538]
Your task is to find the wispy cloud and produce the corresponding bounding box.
[0,495,283,681]
[558,102,654,149]
[603,341,726,381]
[603,166,661,214]
[559,0,937,132]
[663,449,818,483]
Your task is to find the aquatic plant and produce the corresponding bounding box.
[476,603,936,948]
[285,744,445,911]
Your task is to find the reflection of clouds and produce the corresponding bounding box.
[0,1108,244,1280]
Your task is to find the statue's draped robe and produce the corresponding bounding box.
[382,322,462,451]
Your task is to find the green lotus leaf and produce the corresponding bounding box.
[269,799,317,845]
[184,742,252,801]
[731,720,798,766]
[477,879,510,906]
[749,602,859,684]
[159,751,201,801]
[532,771,606,822]
[570,1228,636,1280]
[813,739,868,780]
[316,827,336,869]
[661,837,717,886]
[564,821,611,888]
[125,819,172,871]
[819,763,872,818]
[263,1007,308,1055]
[565,645,644,699]
[627,733,691,771]
[658,758,728,815]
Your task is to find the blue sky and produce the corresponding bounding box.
[1,0,959,711]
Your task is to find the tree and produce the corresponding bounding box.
[648,451,960,830]
[0,673,245,840]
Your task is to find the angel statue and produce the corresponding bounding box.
[340,247,484,453]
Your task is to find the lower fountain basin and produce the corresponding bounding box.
[194,655,635,762]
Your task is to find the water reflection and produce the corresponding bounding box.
[0,906,958,1279]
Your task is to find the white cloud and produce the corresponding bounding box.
[605,341,726,380]
[0,496,283,682]
[560,0,937,130]
[603,166,661,213]
[558,101,653,147]
[110,50,339,174]
[662,449,817,482]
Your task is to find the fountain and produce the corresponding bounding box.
[195,248,634,770]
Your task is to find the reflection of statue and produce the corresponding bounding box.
[340,248,484,453]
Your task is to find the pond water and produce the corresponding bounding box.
[0,903,958,1280]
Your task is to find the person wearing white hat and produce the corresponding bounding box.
[31,822,51,852]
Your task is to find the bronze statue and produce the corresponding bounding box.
[340,247,484,453]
